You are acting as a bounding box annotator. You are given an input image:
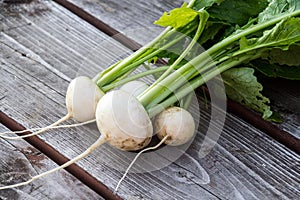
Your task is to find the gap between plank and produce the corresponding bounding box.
[53,0,141,51]
[52,0,168,66]
[227,100,300,154]
[200,86,300,154]
[0,111,123,200]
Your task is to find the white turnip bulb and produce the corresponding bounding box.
[96,90,153,151]
[1,76,104,139]
[154,106,195,146]
[120,80,148,97]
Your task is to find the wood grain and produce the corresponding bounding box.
[0,127,102,200]
[0,0,299,200]
[66,0,184,45]
[260,77,300,139]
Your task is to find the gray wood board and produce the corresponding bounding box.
[67,0,184,45]
[67,0,300,140]
[260,78,300,139]
[0,127,102,200]
[0,0,299,200]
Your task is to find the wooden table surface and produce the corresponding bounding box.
[0,0,299,199]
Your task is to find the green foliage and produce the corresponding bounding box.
[154,3,199,29]
[222,67,274,120]
[193,0,224,10]
[207,0,268,26]
[252,45,300,80]
[262,45,300,66]
[258,0,300,23]
[242,18,300,51]
[250,59,300,80]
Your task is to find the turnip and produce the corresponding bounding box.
[96,90,152,151]
[0,68,168,140]
[66,76,105,122]
[154,106,195,146]
[120,80,149,97]
[0,90,153,190]
[114,106,195,192]
[0,76,104,139]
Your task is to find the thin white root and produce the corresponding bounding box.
[0,115,95,140]
[0,128,43,135]
[114,135,169,193]
[0,135,107,190]
[0,114,71,138]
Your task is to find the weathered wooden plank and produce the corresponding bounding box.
[66,0,184,45]
[0,1,299,200]
[0,127,102,200]
[260,78,300,139]
[66,0,300,141]
[0,0,131,81]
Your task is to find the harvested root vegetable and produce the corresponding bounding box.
[154,106,195,146]
[96,90,153,151]
[115,106,195,192]
[0,90,153,190]
[66,76,105,122]
[0,76,104,140]
[120,80,148,97]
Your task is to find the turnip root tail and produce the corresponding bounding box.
[0,114,71,140]
[0,115,95,140]
[0,135,107,190]
[114,135,169,193]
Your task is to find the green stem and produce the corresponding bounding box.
[97,28,193,87]
[96,28,174,86]
[101,66,169,92]
[94,0,199,87]
[139,56,212,108]
[93,0,197,88]
[140,11,208,100]
[182,92,194,110]
[106,68,136,87]
[143,63,161,79]
[147,53,255,117]
[187,0,197,7]
[93,61,120,82]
